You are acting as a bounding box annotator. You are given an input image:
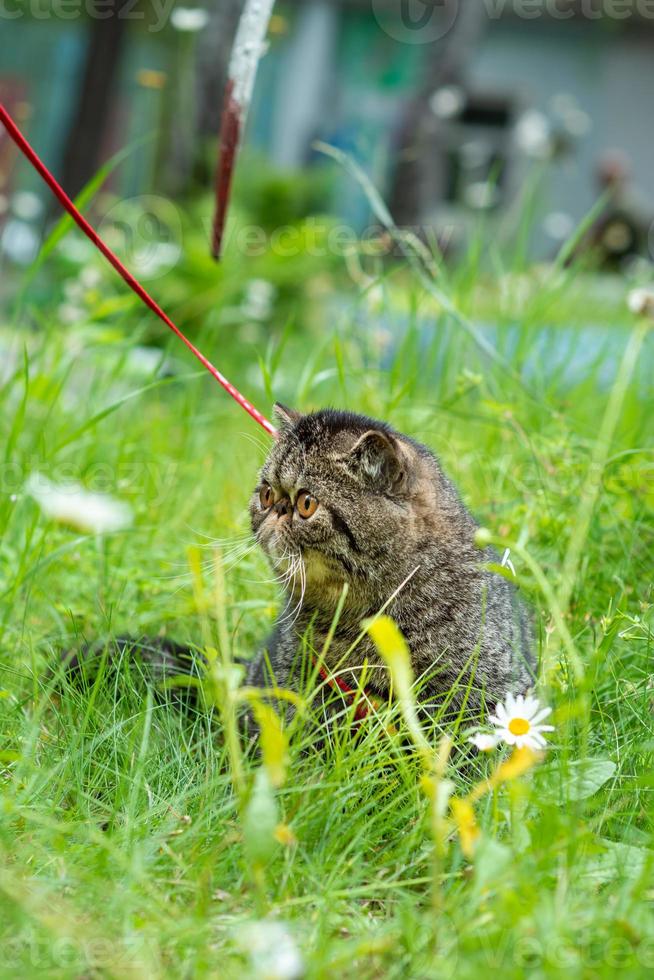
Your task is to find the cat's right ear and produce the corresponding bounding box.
[273,403,301,436]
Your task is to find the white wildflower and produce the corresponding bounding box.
[80,266,102,290]
[12,190,43,221]
[469,732,499,752]
[171,7,210,31]
[489,693,554,750]
[26,474,133,534]
[235,920,304,980]
[58,303,85,325]
[627,287,654,318]
[515,109,553,159]
[242,278,275,321]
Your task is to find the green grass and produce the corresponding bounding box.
[1,211,653,978]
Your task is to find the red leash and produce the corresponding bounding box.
[0,104,276,438]
[1,107,388,716]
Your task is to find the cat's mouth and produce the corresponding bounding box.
[262,523,298,557]
[260,524,354,584]
[302,548,354,584]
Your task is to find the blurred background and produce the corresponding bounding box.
[2,0,654,275]
[0,0,654,378]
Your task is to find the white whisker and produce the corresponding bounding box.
[276,549,306,627]
[239,431,270,457]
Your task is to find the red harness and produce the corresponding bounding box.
[313,659,375,723]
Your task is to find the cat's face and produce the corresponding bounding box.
[249,405,435,605]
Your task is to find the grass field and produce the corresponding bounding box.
[1,212,653,977]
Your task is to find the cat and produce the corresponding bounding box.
[245,404,534,724]
[64,404,534,729]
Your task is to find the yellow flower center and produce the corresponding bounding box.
[508,717,530,736]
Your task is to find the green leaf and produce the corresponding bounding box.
[537,758,617,804]
[580,839,651,884]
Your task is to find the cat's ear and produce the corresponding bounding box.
[273,403,301,435]
[350,430,405,491]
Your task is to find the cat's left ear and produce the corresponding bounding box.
[350,430,406,492]
[273,403,301,436]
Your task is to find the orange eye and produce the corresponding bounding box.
[259,484,274,509]
[296,490,318,519]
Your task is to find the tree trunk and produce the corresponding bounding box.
[59,0,129,201]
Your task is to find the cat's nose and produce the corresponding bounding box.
[274,497,292,520]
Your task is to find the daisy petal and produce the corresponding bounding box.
[522,695,539,717]
[493,703,509,724]
[469,733,499,752]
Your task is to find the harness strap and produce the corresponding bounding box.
[313,659,376,722]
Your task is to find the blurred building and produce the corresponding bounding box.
[2,0,654,261]
[251,0,654,258]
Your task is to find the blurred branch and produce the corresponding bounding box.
[197,0,246,139]
[211,0,276,260]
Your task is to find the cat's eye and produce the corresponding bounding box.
[296,490,318,519]
[259,484,274,509]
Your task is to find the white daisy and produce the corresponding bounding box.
[489,692,554,750]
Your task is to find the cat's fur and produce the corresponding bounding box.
[246,405,534,719]
[64,406,534,726]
